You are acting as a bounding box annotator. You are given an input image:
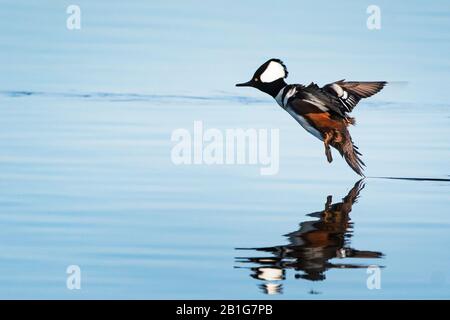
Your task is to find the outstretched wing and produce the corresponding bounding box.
[323,80,387,113]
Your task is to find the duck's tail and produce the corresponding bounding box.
[334,132,366,176]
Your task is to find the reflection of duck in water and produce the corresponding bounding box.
[235,180,383,294]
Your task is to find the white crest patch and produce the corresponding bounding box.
[260,61,286,83]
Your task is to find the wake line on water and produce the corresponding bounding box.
[0,90,268,104]
[0,90,401,107]
[368,176,450,182]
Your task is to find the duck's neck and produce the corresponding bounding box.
[263,78,288,98]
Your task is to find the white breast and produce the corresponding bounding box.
[274,87,324,141]
[285,106,323,141]
[274,87,286,107]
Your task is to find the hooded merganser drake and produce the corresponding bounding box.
[236,58,386,176]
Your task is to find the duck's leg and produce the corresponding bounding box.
[325,195,332,210]
[324,132,333,163]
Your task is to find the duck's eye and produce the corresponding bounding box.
[254,78,258,82]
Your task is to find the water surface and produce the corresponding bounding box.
[0,0,449,299]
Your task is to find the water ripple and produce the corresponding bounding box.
[0,90,269,104]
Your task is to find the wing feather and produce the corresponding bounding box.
[323,80,387,113]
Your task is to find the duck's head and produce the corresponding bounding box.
[236,58,288,97]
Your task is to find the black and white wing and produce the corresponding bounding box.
[323,80,387,113]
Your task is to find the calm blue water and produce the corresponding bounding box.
[0,1,449,299]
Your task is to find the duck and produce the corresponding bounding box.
[236,58,386,176]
